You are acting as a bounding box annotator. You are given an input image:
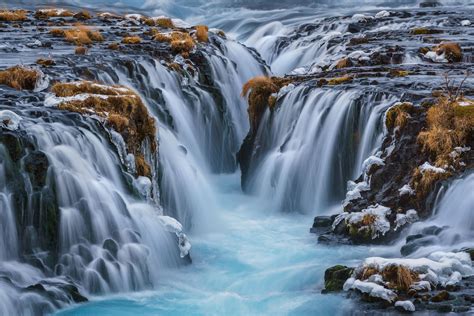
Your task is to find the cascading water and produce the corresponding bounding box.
[401,172,474,257]
[243,86,396,213]
[0,1,473,315]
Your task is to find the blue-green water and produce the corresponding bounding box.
[56,173,387,316]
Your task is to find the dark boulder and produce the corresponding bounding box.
[322,265,354,293]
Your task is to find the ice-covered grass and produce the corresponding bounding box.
[344,251,473,303]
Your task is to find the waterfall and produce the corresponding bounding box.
[243,86,396,213]
[87,37,266,229]
[402,173,474,257]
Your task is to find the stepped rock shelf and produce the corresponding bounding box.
[0,3,473,315]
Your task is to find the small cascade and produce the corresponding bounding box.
[402,172,474,257]
[243,87,397,213]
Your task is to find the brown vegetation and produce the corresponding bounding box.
[195,25,209,42]
[155,17,174,29]
[434,42,462,63]
[170,32,195,56]
[389,69,410,77]
[241,76,293,130]
[358,264,418,293]
[382,265,418,292]
[108,42,120,50]
[34,9,74,19]
[73,10,92,20]
[0,66,40,90]
[153,32,172,43]
[410,27,443,35]
[319,75,353,86]
[50,25,104,45]
[385,102,415,130]
[335,58,352,69]
[0,10,27,21]
[75,46,87,55]
[36,58,55,67]
[51,81,156,177]
[122,36,142,44]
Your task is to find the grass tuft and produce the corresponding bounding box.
[0,66,40,90]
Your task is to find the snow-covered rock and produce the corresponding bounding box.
[395,300,415,312]
[375,11,390,19]
[334,204,391,239]
[395,209,418,230]
[461,20,471,26]
[344,278,397,302]
[0,110,21,131]
[424,51,448,63]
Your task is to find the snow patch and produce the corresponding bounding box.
[424,51,448,63]
[461,20,471,26]
[375,11,390,19]
[344,278,397,302]
[0,110,21,131]
[399,184,414,196]
[419,162,445,174]
[395,300,415,312]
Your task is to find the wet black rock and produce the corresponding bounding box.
[420,0,442,8]
[322,265,354,293]
[24,151,49,189]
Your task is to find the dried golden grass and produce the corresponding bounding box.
[385,102,414,130]
[135,154,151,178]
[107,42,120,50]
[155,17,174,29]
[195,25,209,42]
[382,265,418,292]
[51,81,156,177]
[34,8,74,19]
[50,25,104,45]
[241,76,278,131]
[411,167,450,199]
[73,10,92,20]
[418,97,472,162]
[336,58,352,69]
[0,66,39,90]
[75,46,87,55]
[153,32,172,42]
[0,10,27,21]
[170,32,195,56]
[122,36,141,44]
[36,58,55,67]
